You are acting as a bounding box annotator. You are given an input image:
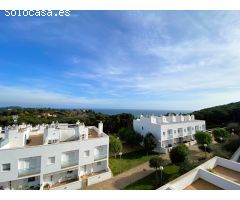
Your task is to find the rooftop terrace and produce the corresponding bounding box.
[213,166,240,184]
[184,178,222,190]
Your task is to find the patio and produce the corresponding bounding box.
[213,166,240,184]
[184,178,223,190]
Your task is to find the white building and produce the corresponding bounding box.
[159,156,240,190]
[133,114,206,153]
[0,121,111,190]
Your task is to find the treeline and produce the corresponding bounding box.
[193,101,240,129]
[0,107,134,134]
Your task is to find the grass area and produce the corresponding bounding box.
[109,150,159,176]
[125,164,180,190]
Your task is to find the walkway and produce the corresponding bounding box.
[86,153,170,190]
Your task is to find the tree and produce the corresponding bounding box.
[143,133,158,155]
[149,156,164,181]
[195,131,212,145]
[170,144,189,165]
[212,128,230,142]
[119,128,143,145]
[109,135,123,158]
[226,122,240,135]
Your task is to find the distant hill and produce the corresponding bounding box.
[0,107,134,134]
[193,101,240,128]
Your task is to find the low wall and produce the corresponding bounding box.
[217,157,240,172]
[87,171,112,186]
[51,180,82,190]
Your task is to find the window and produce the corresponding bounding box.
[28,177,36,182]
[84,150,90,157]
[163,132,165,135]
[192,127,194,130]
[184,129,186,132]
[174,130,176,134]
[142,126,144,130]
[2,163,10,172]
[97,162,101,166]
[47,157,55,165]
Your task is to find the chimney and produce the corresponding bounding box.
[98,121,103,136]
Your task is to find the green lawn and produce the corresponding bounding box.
[124,164,180,190]
[109,150,159,176]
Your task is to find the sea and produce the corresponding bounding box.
[92,109,192,117]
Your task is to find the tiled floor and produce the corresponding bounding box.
[213,165,240,184]
[184,178,222,190]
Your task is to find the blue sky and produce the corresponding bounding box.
[1,11,240,110]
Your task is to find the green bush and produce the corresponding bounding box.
[118,128,143,145]
[169,144,189,165]
[195,131,212,145]
[143,133,158,154]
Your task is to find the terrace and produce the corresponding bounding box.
[184,178,222,190]
[88,128,99,139]
[26,134,43,146]
[212,166,240,184]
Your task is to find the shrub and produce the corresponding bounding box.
[143,133,158,154]
[194,131,212,145]
[119,128,143,145]
[226,122,240,135]
[179,160,194,174]
[169,144,189,165]
[109,135,123,158]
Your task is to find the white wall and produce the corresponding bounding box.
[87,171,111,186]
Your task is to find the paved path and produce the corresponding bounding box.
[85,162,154,190]
[86,153,170,190]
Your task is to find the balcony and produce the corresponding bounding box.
[94,154,107,161]
[61,160,78,169]
[167,134,173,140]
[18,167,40,177]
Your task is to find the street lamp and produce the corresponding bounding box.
[219,137,223,144]
[119,152,123,173]
[232,129,235,136]
[159,166,164,186]
[204,144,207,159]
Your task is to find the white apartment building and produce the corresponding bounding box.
[0,121,111,190]
[133,114,206,153]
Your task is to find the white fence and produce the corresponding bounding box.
[87,171,112,186]
[51,180,82,190]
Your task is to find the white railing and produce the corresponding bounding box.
[50,180,82,190]
[87,170,112,186]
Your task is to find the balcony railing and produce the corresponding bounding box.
[94,154,107,161]
[167,134,173,140]
[61,160,78,168]
[18,167,40,177]
[178,133,183,137]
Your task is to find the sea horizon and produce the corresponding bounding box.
[92,108,192,117]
